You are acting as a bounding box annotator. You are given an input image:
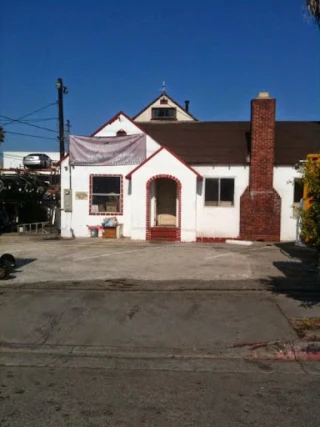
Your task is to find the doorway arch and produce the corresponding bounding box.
[146,174,182,241]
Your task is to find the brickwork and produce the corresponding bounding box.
[151,227,179,241]
[240,188,281,241]
[196,237,241,243]
[146,174,182,241]
[240,96,281,242]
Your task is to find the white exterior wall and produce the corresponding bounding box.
[60,149,199,241]
[60,164,133,238]
[273,166,300,241]
[61,116,161,238]
[130,149,198,242]
[193,166,249,239]
[61,160,301,241]
[3,152,59,169]
[134,97,195,122]
[94,113,159,157]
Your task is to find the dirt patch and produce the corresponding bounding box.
[290,318,320,341]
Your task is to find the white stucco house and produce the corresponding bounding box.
[59,91,320,242]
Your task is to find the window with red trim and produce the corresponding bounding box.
[90,175,122,214]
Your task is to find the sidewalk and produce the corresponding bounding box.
[0,283,319,364]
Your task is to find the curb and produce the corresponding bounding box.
[235,340,320,361]
[1,341,319,362]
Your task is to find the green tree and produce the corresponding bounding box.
[299,156,320,268]
[306,0,320,26]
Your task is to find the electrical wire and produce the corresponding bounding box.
[18,118,57,123]
[5,131,57,141]
[0,115,58,133]
[0,117,57,123]
[1,101,57,127]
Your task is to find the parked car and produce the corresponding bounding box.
[23,153,52,169]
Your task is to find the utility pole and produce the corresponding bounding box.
[56,78,68,160]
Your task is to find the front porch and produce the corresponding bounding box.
[146,175,181,242]
[150,226,180,241]
[126,146,201,242]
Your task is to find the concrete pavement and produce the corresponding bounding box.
[0,288,296,350]
[0,236,316,284]
[0,282,319,363]
[0,237,319,364]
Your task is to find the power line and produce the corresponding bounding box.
[1,101,57,127]
[0,117,57,123]
[0,115,58,133]
[21,117,57,123]
[5,131,57,141]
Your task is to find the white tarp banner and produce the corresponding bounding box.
[69,134,146,166]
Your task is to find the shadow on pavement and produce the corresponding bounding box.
[266,242,320,308]
[15,258,37,269]
[3,258,37,281]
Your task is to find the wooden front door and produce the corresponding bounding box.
[156,179,177,226]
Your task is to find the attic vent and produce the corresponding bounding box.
[116,129,127,136]
[160,97,168,104]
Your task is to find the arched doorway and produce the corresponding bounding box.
[146,175,181,241]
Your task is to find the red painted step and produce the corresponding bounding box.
[150,227,179,241]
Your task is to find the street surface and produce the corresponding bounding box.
[1,365,320,427]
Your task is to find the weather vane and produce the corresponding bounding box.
[161,81,166,94]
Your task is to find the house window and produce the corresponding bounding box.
[293,179,303,204]
[151,108,176,120]
[90,175,122,214]
[116,129,127,136]
[205,178,235,207]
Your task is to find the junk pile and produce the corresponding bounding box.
[0,174,49,200]
[88,217,119,238]
[0,253,16,280]
[102,217,118,228]
[102,217,118,239]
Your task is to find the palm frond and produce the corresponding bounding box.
[306,0,320,26]
[0,127,5,143]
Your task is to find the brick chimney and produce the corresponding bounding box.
[240,92,281,242]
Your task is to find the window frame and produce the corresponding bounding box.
[89,174,123,216]
[151,107,177,120]
[204,177,235,207]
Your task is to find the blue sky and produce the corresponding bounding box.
[1,0,320,153]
